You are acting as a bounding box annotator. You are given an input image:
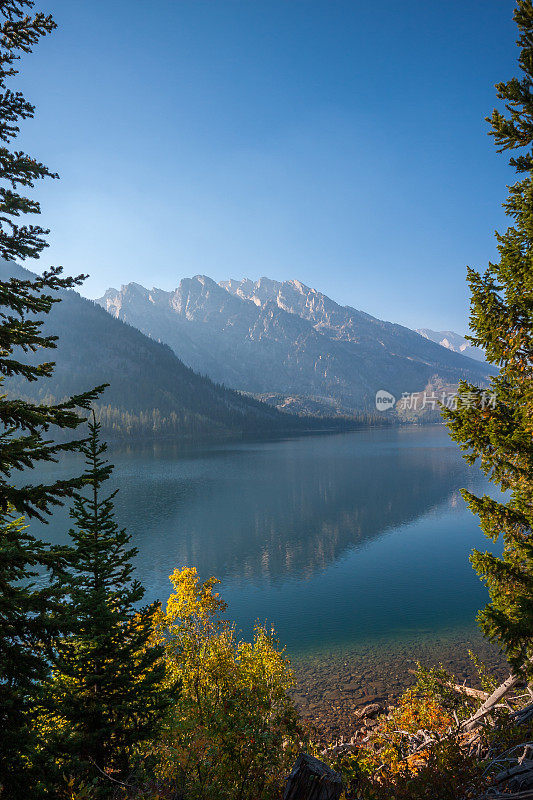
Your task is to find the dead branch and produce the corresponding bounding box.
[513,703,533,725]
[407,668,489,701]
[463,672,523,732]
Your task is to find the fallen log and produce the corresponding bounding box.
[513,703,533,725]
[463,672,523,732]
[465,656,533,732]
[407,668,489,701]
[493,761,533,787]
[284,753,343,800]
[453,684,489,701]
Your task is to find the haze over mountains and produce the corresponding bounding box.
[2,261,357,438]
[416,328,485,362]
[98,276,492,415]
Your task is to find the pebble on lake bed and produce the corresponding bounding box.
[289,633,508,742]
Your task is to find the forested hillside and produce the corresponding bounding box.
[98,275,493,414]
[1,262,380,438]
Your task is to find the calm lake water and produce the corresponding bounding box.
[31,424,498,668]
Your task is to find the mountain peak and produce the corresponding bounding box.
[416,328,485,362]
[286,278,312,295]
[192,274,217,286]
[96,273,492,412]
[123,281,149,295]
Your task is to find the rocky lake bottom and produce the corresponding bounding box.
[290,630,508,742]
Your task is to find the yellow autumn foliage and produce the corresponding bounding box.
[150,567,304,800]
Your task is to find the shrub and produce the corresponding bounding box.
[151,567,304,800]
[332,666,485,800]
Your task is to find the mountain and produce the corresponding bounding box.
[416,328,486,362]
[97,276,493,413]
[0,262,361,439]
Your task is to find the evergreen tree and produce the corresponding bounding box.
[0,0,104,519]
[0,508,69,797]
[443,0,533,675]
[0,271,104,518]
[52,414,177,790]
[0,3,103,795]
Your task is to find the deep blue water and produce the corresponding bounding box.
[31,424,496,659]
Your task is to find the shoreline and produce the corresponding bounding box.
[288,629,508,743]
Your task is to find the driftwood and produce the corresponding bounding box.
[513,703,533,725]
[284,753,343,800]
[463,672,523,731]
[493,761,533,786]
[464,656,533,732]
[407,668,489,701]
[453,684,489,701]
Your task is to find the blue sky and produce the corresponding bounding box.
[17,0,517,331]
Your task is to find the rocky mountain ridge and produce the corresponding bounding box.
[98,276,493,413]
[1,262,358,439]
[416,327,486,362]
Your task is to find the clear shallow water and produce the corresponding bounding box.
[29,424,497,663]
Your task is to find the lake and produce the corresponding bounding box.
[31,423,505,733]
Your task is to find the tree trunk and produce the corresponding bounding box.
[284,753,343,800]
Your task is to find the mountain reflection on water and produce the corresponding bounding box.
[33,424,484,588]
[109,427,480,590]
